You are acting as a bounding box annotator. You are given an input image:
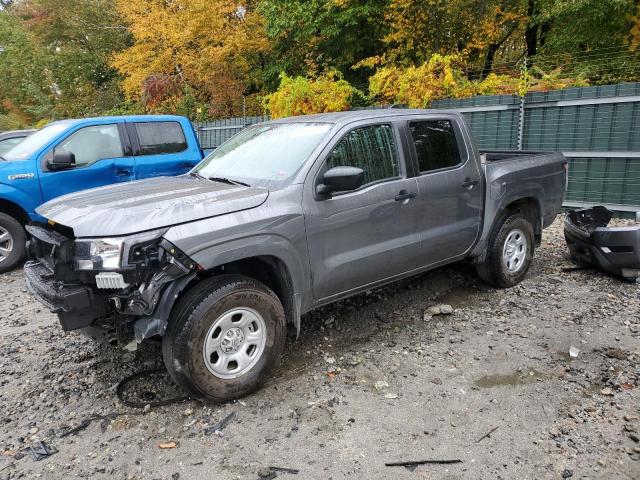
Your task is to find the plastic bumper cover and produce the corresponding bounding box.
[24,260,108,330]
[564,207,640,281]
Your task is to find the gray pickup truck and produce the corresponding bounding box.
[25,110,567,402]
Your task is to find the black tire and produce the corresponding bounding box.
[0,213,26,274]
[162,274,286,403]
[476,213,534,287]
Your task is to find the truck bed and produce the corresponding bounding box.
[480,150,552,163]
[470,150,568,259]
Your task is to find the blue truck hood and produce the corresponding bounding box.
[36,176,269,237]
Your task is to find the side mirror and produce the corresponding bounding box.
[48,150,76,171]
[316,166,365,198]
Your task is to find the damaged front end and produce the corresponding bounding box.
[564,206,640,282]
[24,223,197,349]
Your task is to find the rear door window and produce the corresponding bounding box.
[409,120,462,173]
[134,122,187,155]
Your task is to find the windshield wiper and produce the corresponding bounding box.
[208,176,251,187]
[189,171,207,180]
[0,155,6,162]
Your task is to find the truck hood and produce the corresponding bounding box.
[36,176,269,237]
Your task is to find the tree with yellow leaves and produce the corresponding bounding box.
[112,0,269,117]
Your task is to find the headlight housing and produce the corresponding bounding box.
[75,229,167,271]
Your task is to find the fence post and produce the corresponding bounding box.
[242,96,246,128]
[517,95,525,151]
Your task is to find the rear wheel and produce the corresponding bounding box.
[0,213,26,273]
[162,274,286,402]
[477,213,534,287]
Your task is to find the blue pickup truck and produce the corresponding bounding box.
[0,115,204,272]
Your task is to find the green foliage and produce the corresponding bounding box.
[259,0,387,90]
[0,11,53,125]
[263,72,360,118]
[13,0,130,119]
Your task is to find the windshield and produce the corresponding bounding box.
[3,123,69,161]
[194,122,332,188]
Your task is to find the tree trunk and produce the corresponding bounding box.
[525,0,538,59]
[481,44,499,79]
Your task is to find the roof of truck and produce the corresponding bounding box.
[48,114,189,127]
[269,108,462,125]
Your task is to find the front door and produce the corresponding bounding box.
[407,117,483,265]
[39,123,134,202]
[304,122,421,301]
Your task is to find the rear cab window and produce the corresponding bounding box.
[0,137,26,155]
[408,119,465,173]
[134,121,187,155]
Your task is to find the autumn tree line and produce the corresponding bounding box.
[1,0,639,127]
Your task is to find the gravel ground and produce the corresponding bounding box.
[1,216,639,480]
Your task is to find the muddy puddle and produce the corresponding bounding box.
[475,369,544,388]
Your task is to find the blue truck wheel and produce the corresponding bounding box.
[0,213,26,273]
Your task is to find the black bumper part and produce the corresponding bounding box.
[24,260,108,330]
[564,207,640,281]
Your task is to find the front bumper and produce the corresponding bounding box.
[564,207,640,281]
[25,260,108,330]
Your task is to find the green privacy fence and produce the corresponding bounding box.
[433,82,640,212]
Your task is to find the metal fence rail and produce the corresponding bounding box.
[433,82,640,212]
[194,115,268,151]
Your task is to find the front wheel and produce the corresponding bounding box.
[162,274,286,402]
[0,213,26,274]
[476,213,534,287]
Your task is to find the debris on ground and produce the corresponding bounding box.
[423,304,454,320]
[385,459,463,471]
[204,412,236,436]
[268,466,299,474]
[569,346,580,358]
[157,442,177,449]
[373,380,389,391]
[476,426,499,443]
[26,442,57,461]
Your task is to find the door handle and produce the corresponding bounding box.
[394,190,417,202]
[116,168,132,176]
[181,162,196,169]
[462,178,479,189]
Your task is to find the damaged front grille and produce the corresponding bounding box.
[26,223,77,281]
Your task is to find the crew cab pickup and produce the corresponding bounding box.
[25,110,567,402]
[0,115,203,272]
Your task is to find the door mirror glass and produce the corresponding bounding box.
[47,150,76,171]
[317,166,364,197]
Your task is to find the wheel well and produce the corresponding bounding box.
[208,256,297,334]
[0,199,29,225]
[503,197,542,244]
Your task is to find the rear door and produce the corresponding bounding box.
[406,116,483,265]
[39,122,134,202]
[304,121,421,300]
[128,120,200,179]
